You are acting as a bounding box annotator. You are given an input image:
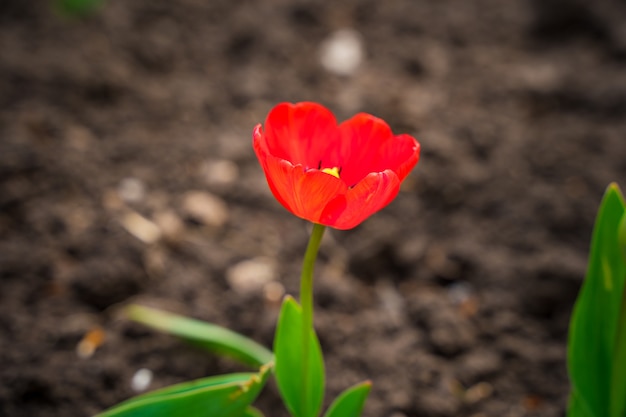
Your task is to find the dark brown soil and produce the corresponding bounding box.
[1,0,626,416]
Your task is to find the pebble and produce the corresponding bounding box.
[120,210,162,244]
[226,257,277,296]
[319,29,364,76]
[131,368,153,392]
[117,177,146,204]
[181,191,228,228]
[200,159,239,186]
[153,209,185,242]
[464,382,494,404]
[263,281,285,304]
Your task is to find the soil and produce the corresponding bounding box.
[1,0,626,416]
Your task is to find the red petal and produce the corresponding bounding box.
[320,170,400,230]
[337,114,419,186]
[378,133,421,182]
[262,155,348,224]
[263,102,340,170]
[254,103,420,230]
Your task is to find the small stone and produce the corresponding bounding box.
[263,281,285,304]
[120,210,161,244]
[131,368,153,392]
[464,382,494,404]
[117,177,146,204]
[181,191,228,228]
[227,257,277,295]
[319,29,364,76]
[200,159,239,186]
[154,210,185,242]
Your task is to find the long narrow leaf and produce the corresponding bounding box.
[612,211,626,417]
[567,183,626,417]
[127,305,273,367]
[323,381,371,417]
[274,296,325,417]
[96,365,271,417]
[243,406,266,417]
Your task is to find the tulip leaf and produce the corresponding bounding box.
[126,304,274,368]
[55,0,103,17]
[96,365,271,417]
[323,381,371,417]
[243,406,265,417]
[567,183,626,417]
[274,296,325,417]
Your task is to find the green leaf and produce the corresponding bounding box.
[323,381,371,417]
[126,305,274,367]
[55,0,103,17]
[96,365,271,417]
[567,183,626,417]
[274,296,325,417]
[243,406,266,417]
[568,388,595,417]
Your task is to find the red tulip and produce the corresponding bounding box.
[253,102,420,230]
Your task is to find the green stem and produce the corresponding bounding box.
[300,223,326,417]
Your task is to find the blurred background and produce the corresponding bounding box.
[1,0,625,416]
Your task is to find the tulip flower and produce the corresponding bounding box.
[253,102,420,230]
[100,102,422,417]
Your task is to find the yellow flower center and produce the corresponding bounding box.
[321,167,340,178]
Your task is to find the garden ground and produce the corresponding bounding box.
[1,0,626,416]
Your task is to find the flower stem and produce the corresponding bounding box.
[300,223,326,417]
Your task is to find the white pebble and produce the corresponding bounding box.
[120,210,162,244]
[319,29,364,76]
[153,210,185,242]
[131,368,153,392]
[227,257,277,295]
[117,177,146,204]
[200,159,239,186]
[181,191,229,228]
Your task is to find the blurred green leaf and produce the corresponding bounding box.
[96,365,271,417]
[568,389,595,417]
[619,211,626,265]
[567,183,626,417]
[127,305,274,368]
[55,0,102,17]
[243,406,265,417]
[274,296,325,417]
[323,381,371,417]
